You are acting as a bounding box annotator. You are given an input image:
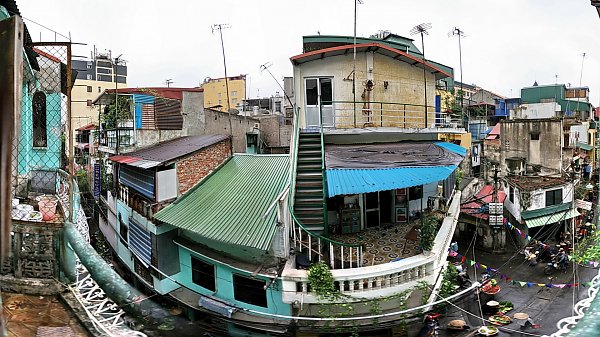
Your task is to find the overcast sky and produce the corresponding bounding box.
[17,0,600,106]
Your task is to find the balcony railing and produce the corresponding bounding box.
[281,191,461,303]
[118,185,162,222]
[98,127,134,149]
[314,101,463,130]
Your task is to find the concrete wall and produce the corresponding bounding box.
[176,139,231,195]
[181,91,205,135]
[293,51,437,129]
[515,102,559,119]
[201,109,256,153]
[256,115,292,149]
[500,120,563,175]
[570,122,589,146]
[504,182,573,223]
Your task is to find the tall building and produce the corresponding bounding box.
[200,74,246,112]
[71,50,127,142]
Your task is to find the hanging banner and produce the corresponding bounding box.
[576,199,592,211]
[93,162,101,199]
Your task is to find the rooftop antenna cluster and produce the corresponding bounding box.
[410,23,431,127]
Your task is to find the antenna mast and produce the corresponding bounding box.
[449,27,466,126]
[212,23,233,143]
[411,23,432,128]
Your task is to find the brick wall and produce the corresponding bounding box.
[176,138,231,195]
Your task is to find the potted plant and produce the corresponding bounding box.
[420,215,438,254]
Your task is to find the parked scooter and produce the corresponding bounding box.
[418,313,441,337]
[544,251,568,275]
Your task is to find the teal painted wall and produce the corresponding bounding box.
[174,246,291,316]
[18,90,62,175]
[181,231,276,265]
[521,85,565,104]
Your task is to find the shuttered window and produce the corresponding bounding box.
[129,218,152,266]
[119,165,155,200]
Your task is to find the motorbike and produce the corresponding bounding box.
[418,313,441,337]
[544,261,567,275]
[457,268,472,288]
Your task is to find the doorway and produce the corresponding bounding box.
[305,78,333,128]
[364,190,394,228]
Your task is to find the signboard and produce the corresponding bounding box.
[576,199,592,211]
[488,202,503,215]
[93,163,101,199]
[489,215,504,228]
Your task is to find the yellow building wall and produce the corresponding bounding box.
[201,77,246,111]
[438,132,472,149]
[70,79,127,141]
[293,51,438,129]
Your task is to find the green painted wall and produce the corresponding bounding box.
[17,90,62,175]
[521,85,565,104]
[180,231,277,265]
[173,246,291,316]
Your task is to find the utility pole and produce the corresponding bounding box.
[113,53,122,154]
[577,52,586,115]
[411,23,432,128]
[450,27,466,126]
[353,0,363,128]
[212,23,233,145]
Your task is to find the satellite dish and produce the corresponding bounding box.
[228,108,239,115]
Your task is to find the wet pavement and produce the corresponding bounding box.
[433,245,599,337]
[2,292,88,337]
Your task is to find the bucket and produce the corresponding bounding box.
[38,198,58,221]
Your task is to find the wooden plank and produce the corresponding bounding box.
[0,16,24,261]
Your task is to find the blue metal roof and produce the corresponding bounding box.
[434,142,466,157]
[326,165,457,197]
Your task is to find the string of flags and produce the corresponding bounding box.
[504,222,600,269]
[449,249,594,289]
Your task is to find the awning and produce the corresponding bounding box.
[525,208,580,229]
[577,142,593,151]
[326,165,457,197]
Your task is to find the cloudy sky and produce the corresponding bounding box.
[17,0,600,105]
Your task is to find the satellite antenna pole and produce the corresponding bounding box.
[212,23,233,144]
[353,0,363,127]
[577,52,586,114]
[411,23,432,128]
[450,27,466,126]
[165,79,173,88]
[260,62,294,109]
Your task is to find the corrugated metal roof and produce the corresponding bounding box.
[525,208,579,229]
[521,202,571,220]
[326,165,457,197]
[434,142,466,157]
[155,97,183,130]
[108,135,229,168]
[460,185,507,220]
[577,142,593,151]
[154,154,290,251]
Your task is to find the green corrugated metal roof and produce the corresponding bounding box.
[155,154,290,251]
[521,202,571,220]
[525,208,580,229]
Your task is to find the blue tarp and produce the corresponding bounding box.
[326,165,458,197]
[434,142,466,157]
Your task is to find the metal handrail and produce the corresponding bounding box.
[287,105,361,250]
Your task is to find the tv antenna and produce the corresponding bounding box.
[212,23,233,140]
[165,79,174,87]
[260,62,294,108]
[410,23,432,127]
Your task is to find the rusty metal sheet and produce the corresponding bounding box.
[154,97,182,130]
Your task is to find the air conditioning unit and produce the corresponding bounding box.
[253,123,260,129]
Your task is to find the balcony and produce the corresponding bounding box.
[281,191,460,303]
[98,127,135,154]
[307,100,463,132]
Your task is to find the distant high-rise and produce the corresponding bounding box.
[71,50,128,150]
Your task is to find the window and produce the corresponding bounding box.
[231,98,237,104]
[546,189,563,207]
[119,215,128,247]
[409,185,423,201]
[231,90,237,97]
[191,256,216,291]
[87,86,92,92]
[218,92,222,98]
[86,62,92,69]
[32,91,47,147]
[509,186,514,203]
[233,274,267,307]
[87,99,92,106]
[275,101,282,113]
[86,74,93,80]
[98,86,101,93]
[530,133,539,140]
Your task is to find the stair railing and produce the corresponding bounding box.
[288,105,363,269]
